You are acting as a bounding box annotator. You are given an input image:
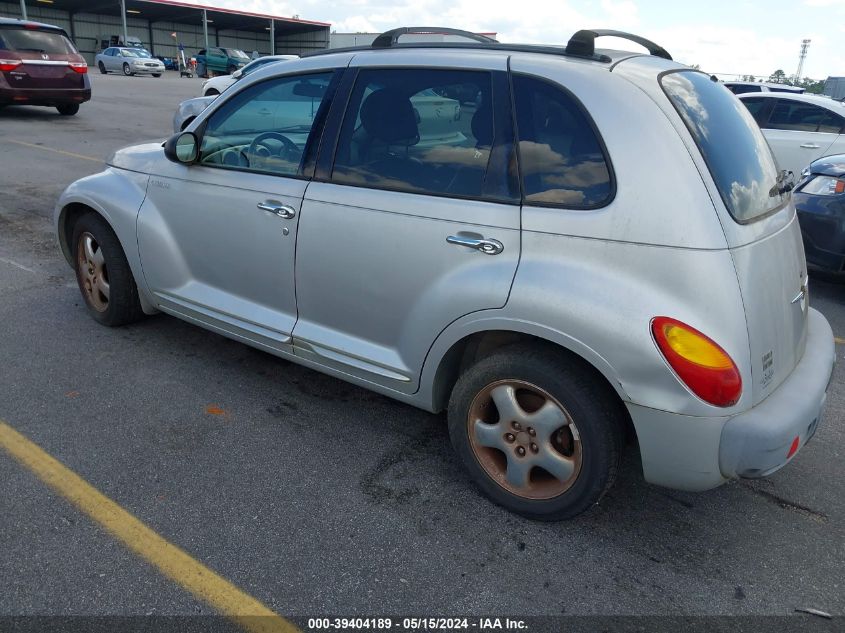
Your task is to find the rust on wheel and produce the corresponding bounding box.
[76,232,110,313]
[467,379,582,500]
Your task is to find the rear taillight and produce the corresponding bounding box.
[0,59,21,71]
[651,317,742,407]
[69,62,88,74]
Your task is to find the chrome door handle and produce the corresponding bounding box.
[257,202,296,219]
[800,143,820,149]
[446,235,504,255]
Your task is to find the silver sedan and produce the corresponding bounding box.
[95,47,164,77]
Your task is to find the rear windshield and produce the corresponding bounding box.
[661,71,785,223]
[0,26,77,55]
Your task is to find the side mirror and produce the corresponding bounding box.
[232,68,243,79]
[164,131,199,164]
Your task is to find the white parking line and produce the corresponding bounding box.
[0,256,37,274]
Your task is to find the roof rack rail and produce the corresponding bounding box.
[565,29,672,60]
[372,27,498,48]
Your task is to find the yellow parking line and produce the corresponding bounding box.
[0,421,297,633]
[6,139,101,163]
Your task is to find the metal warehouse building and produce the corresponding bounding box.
[0,0,330,65]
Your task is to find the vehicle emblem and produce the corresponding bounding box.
[41,54,49,60]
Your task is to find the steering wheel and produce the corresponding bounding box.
[245,131,301,167]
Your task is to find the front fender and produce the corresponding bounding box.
[55,168,157,314]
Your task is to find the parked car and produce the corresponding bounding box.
[195,47,250,77]
[201,54,299,95]
[173,95,216,132]
[793,154,845,274]
[95,47,164,77]
[55,27,835,520]
[738,92,845,180]
[724,81,804,95]
[0,17,90,115]
[155,56,178,71]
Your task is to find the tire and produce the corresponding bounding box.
[122,63,133,76]
[204,88,219,96]
[72,212,145,327]
[447,345,624,520]
[98,61,107,74]
[56,103,79,116]
[152,73,161,78]
[227,64,237,75]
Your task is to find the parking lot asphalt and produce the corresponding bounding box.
[0,72,844,621]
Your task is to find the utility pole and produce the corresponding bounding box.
[795,39,810,82]
[119,0,128,46]
[19,0,27,19]
[202,9,209,51]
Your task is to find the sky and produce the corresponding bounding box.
[172,0,845,81]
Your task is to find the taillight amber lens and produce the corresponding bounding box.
[652,317,742,407]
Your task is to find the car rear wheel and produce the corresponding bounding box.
[447,345,624,520]
[98,61,107,74]
[122,63,134,76]
[72,213,144,327]
[56,103,79,116]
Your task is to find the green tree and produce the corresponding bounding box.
[798,77,825,94]
[768,69,788,84]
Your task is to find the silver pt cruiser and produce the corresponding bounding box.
[55,28,836,519]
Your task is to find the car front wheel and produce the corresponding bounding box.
[122,62,133,76]
[72,213,144,327]
[152,73,161,77]
[448,345,624,520]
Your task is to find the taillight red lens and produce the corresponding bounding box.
[651,317,742,407]
[69,62,88,74]
[0,59,21,71]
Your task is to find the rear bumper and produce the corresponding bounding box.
[627,308,835,491]
[719,308,835,478]
[0,86,91,106]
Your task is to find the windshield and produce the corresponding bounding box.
[229,49,249,60]
[0,26,77,54]
[136,49,152,58]
[120,48,141,57]
[662,71,785,223]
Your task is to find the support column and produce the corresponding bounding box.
[270,19,275,55]
[119,0,128,46]
[202,9,209,50]
[19,0,27,19]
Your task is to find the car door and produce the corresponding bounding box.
[137,70,337,352]
[103,48,116,71]
[293,60,521,393]
[760,97,843,177]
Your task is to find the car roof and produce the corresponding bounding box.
[0,17,66,31]
[304,26,678,72]
[737,91,845,111]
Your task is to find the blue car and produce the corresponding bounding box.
[794,154,845,274]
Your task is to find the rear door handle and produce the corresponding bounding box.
[257,202,296,219]
[446,235,504,255]
[800,143,821,149]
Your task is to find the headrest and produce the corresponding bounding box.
[472,104,494,147]
[360,89,419,144]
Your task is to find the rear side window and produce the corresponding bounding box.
[512,74,613,208]
[331,68,514,201]
[662,71,785,223]
[818,110,845,134]
[0,26,77,54]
